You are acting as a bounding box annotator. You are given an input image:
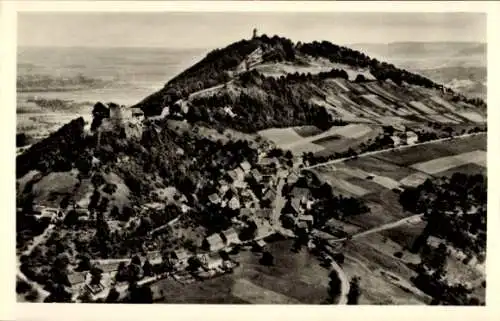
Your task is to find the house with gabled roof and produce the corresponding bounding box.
[390,135,402,147]
[208,193,221,204]
[228,196,241,210]
[406,131,419,145]
[289,197,303,215]
[297,221,309,231]
[68,271,88,289]
[262,188,277,203]
[251,168,263,182]
[234,167,246,181]
[255,239,267,251]
[287,172,300,185]
[221,228,240,246]
[199,252,224,270]
[203,233,225,252]
[291,187,311,204]
[239,161,252,174]
[298,214,314,229]
[227,170,238,183]
[170,249,190,268]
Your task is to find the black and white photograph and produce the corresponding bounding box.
[10,3,490,308]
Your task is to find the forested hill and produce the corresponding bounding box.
[135,35,486,131]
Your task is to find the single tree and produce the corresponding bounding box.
[260,251,274,266]
[142,259,154,277]
[347,277,361,305]
[77,254,92,271]
[90,266,103,285]
[328,270,342,303]
[105,287,120,303]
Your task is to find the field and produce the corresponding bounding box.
[341,237,430,305]
[258,124,382,157]
[399,172,433,187]
[344,156,416,180]
[436,163,487,177]
[151,240,330,304]
[458,111,486,123]
[408,101,436,115]
[311,134,487,232]
[410,150,486,175]
[374,134,486,167]
[31,170,81,206]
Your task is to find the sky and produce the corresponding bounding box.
[18,12,486,49]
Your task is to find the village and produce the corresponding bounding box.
[17,114,339,303]
[64,153,328,303]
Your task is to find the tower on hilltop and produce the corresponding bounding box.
[252,28,258,39]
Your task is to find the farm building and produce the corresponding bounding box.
[199,253,224,270]
[203,233,225,252]
[406,131,419,145]
[221,228,240,245]
[291,187,312,204]
[390,135,402,147]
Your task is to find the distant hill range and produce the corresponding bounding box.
[350,42,486,99]
[349,42,486,64]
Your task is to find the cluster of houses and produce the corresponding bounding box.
[389,125,419,147]
[23,205,64,222]
[208,157,281,213]
[203,227,240,252]
[281,187,316,232]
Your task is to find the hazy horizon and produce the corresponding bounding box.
[18,40,487,49]
[18,12,486,49]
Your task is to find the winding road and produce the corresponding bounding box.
[17,223,56,301]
